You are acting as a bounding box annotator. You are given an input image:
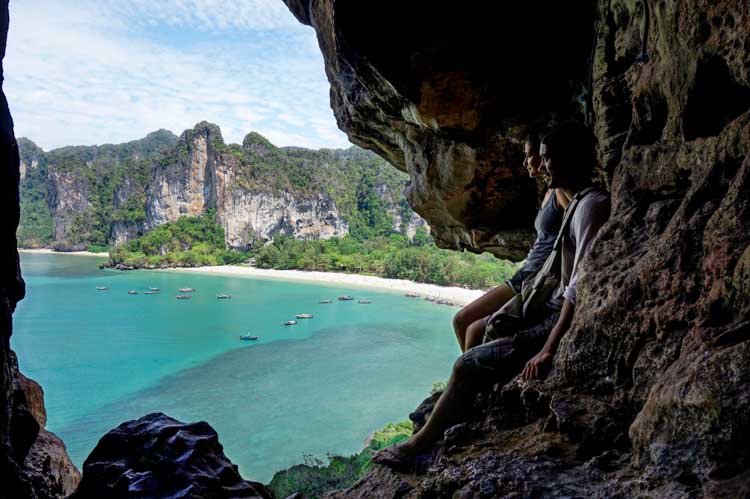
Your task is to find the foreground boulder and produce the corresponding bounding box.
[71,413,272,499]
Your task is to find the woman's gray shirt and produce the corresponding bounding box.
[506,191,563,293]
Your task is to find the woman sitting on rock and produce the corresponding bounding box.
[452,136,569,352]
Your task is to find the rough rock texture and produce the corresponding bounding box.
[21,429,81,498]
[71,413,272,499]
[110,176,148,247]
[0,1,37,496]
[13,363,81,498]
[12,355,81,498]
[47,169,93,251]
[286,0,750,497]
[13,371,45,428]
[145,123,219,228]
[17,138,42,181]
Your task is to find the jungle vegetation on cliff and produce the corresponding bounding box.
[20,123,518,288]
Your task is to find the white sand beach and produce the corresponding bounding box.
[19,248,109,257]
[167,265,485,306]
[19,248,486,305]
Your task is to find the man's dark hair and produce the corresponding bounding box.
[541,121,597,182]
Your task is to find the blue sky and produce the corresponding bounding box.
[4,0,351,151]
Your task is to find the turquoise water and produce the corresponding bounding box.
[12,253,461,482]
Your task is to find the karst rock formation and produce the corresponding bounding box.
[1,0,749,498]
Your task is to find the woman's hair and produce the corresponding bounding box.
[541,121,596,181]
[524,134,541,152]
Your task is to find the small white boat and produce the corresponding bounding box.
[319,299,332,304]
[338,296,354,301]
[358,300,372,304]
[295,313,313,319]
[178,287,196,293]
[284,320,297,326]
[240,334,258,341]
[149,287,160,291]
[216,294,231,299]
[176,295,192,300]
[127,290,138,295]
[96,286,110,291]
[144,291,158,295]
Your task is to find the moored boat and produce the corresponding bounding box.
[176,295,192,300]
[96,286,110,291]
[338,295,354,301]
[144,291,158,295]
[239,334,258,341]
[358,300,372,304]
[178,287,196,293]
[127,290,138,295]
[295,313,313,319]
[319,300,332,304]
[284,320,297,326]
[149,287,160,291]
[216,294,231,299]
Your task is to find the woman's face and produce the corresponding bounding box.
[523,142,543,178]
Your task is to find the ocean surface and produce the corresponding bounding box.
[12,253,461,482]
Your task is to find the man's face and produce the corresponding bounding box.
[523,142,542,178]
[539,143,566,188]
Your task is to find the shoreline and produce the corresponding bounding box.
[164,266,485,306]
[19,248,108,257]
[19,249,486,305]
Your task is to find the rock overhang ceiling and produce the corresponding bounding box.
[285,0,598,260]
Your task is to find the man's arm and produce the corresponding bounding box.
[521,299,574,380]
[521,192,611,381]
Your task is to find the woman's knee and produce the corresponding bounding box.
[453,308,469,332]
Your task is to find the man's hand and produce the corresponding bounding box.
[521,350,553,380]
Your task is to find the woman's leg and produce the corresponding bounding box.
[453,283,515,352]
[464,317,489,350]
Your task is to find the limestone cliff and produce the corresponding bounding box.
[18,123,425,252]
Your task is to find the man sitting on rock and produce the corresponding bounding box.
[372,121,611,471]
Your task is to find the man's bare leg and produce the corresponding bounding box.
[373,357,475,463]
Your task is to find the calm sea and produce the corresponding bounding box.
[12,253,461,482]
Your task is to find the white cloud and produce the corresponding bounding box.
[3,0,351,151]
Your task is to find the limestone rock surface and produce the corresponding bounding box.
[71,412,273,499]
[21,429,81,498]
